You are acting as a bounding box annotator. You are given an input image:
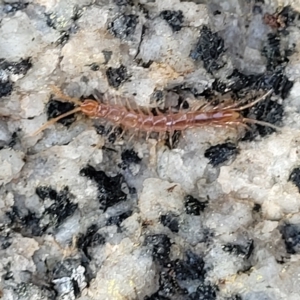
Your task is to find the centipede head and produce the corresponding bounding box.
[80,99,100,117]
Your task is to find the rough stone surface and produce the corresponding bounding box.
[1,1,300,299]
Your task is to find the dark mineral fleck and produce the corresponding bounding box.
[189,282,218,300]
[108,14,138,39]
[158,271,187,297]
[80,165,127,211]
[222,239,254,259]
[289,167,300,192]
[144,292,170,300]
[184,195,207,215]
[172,250,205,281]
[3,2,29,13]
[160,213,179,233]
[119,149,141,169]
[0,234,12,250]
[262,33,289,71]
[0,58,32,97]
[204,142,238,167]
[160,10,184,32]
[190,26,225,73]
[106,65,129,88]
[77,224,105,259]
[37,186,78,229]
[144,234,171,264]
[0,78,13,97]
[106,210,133,227]
[0,57,32,75]
[280,223,300,254]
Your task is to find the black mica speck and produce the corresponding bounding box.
[77,224,105,259]
[160,10,184,32]
[119,149,141,169]
[108,14,138,39]
[0,79,13,97]
[289,167,300,192]
[46,99,76,126]
[190,26,225,73]
[144,234,171,264]
[158,271,188,297]
[262,33,289,71]
[216,68,293,99]
[3,2,29,13]
[52,258,85,296]
[280,223,300,254]
[144,292,170,300]
[37,186,78,229]
[80,165,127,211]
[0,58,32,97]
[36,186,58,200]
[227,295,242,300]
[184,195,207,215]
[222,239,254,259]
[102,50,112,64]
[160,213,179,233]
[115,0,134,5]
[0,234,12,250]
[0,57,32,75]
[172,250,205,281]
[205,142,238,167]
[106,65,129,88]
[106,210,133,227]
[189,282,218,300]
[6,206,43,236]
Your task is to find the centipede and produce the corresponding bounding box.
[32,87,279,140]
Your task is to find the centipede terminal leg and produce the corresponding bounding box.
[233,89,273,112]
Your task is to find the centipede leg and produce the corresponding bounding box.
[191,102,208,112]
[128,128,139,144]
[168,135,173,149]
[118,128,126,140]
[224,121,252,131]
[157,132,164,142]
[146,131,151,140]
[125,97,132,111]
[107,125,119,137]
[153,107,163,115]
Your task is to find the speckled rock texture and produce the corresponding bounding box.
[1,0,300,299]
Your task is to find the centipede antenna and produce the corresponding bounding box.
[31,107,82,136]
[49,85,82,106]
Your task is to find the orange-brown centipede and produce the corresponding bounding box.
[32,87,279,138]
